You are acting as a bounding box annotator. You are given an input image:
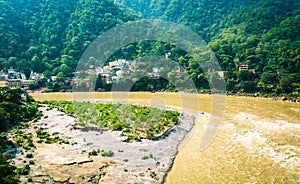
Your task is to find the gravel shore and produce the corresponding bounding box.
[17,102,196,183]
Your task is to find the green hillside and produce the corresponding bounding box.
[116,0,300,96]
[0,0,299,97]
[115,0,259,41]
[0,0,138,77]
[209,0,300,94]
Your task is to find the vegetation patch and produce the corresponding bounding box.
[88,150,98,156]
[25,153,33,159]
[0,154,20,183]
[101,150,114,157]
[16,164,30,175]
[35,128,69,145]
[41,100,180,140]
[150,171,157,178]
[13,132,35,151]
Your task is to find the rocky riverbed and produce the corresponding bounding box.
[10,104,195,184]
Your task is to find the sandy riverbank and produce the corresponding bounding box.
[12,103,195,183]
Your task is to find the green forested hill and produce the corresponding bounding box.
[116,0,300,96]
[0,0,299,96]
[208,0,300,94]
[0,0,138,77]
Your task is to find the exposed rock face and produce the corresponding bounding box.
[30,142,114,183]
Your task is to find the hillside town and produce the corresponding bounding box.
[0,69,44,89]
[0,59,166,92]
[0,59,230,93]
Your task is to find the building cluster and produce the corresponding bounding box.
[79,59,185,85]
[99,59,133,84]
[0,69,44,89]
[239,64,256,73]
[73,58,187,91]
[1,58,234,91]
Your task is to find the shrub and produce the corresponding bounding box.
[27,177,33,182]
[23,146,31,151]
[101,150,114,157]
[29,160,35,165]
[45,139,52,144]
[28,142,35,148]
[89,150,98,156]
[149,153,153,158]
[150,171,157,178]
[37,140,43,143]
[141,155,149,160]
[25,153,33,158]
[16,164,30,175]
[63,140,70,144]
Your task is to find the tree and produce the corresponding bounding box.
[0,154,20,184]
[280,75,293,93]
[237,70,254,82]
[261,71,278,84]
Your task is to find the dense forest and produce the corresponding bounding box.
[0,0,300,97]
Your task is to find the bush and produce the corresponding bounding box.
[141,155,149,160]
[23,146,31,151]
[63,140,70,144]
[16,164,30,175]
[150,171,157,178]
[27,177,33,182]
[101,150,114,157]
[29,160,35,165]
[28,141,35,148]
[37,140,43,143]
[149,153,153,158]
[25,153,33,158]
[88,150,98,156]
